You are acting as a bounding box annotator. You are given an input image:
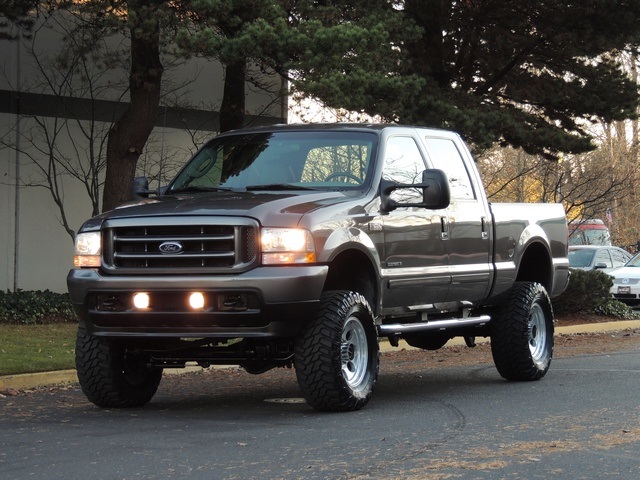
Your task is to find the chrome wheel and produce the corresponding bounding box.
[528,303,548,365]
[341,316,369,390]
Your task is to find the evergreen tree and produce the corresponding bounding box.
[64,0,182,212]
[101,0,167,212]
[27,0,640,210]
[177,1,421,131]
[291,1,640,158]
[0,0,38,39]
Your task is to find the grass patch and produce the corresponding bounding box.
[0,323,77,376]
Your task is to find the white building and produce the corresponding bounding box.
[0,14,287,293]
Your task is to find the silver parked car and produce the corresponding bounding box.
[568,245,632,272]
[609,252,640,305]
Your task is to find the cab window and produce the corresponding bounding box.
[382,136,426,204]
[424,138,475,200]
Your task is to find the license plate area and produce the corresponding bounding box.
[617,286,631,294]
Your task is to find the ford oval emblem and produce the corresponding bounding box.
[159,241,184,254]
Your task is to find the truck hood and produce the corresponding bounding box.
[86,190,364,229]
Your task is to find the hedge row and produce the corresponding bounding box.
[553,268,638,319]
[0,290,76,325]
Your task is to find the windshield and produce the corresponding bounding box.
[167,131,376,193]
[569,227,611,246]
[583,229,611,246]
[568,249,595,268]
[626,254,640,267]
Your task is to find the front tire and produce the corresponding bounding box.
[295,291,379,412]
[75,326,162,408]
[490,282,554,381]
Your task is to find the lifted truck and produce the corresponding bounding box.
[68,124,570,411]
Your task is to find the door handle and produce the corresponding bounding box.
[440,216,449,240]
[481,216,489,239]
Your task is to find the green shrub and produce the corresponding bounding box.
[554,269,638,319]
[595,299,640,320]
[0,290,76,325]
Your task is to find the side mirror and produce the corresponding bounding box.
[421,169,451,209]
[593,262,608,269]
[132,176,150,199]
[380,169,451,212]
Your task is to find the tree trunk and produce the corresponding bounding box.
[403,0,446,85]
[102,1,163,212]
[219,59,246,133]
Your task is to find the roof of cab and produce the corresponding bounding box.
[215,122,455,137]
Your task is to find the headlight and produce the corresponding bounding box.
[74,231,101,268]
[261,228,316,265]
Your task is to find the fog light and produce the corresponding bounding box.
[189,292,205,309]
[133,292,150,309]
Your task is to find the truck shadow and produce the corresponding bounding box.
[140,362,506,415]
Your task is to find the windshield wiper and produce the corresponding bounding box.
[165,186,239,195]
[245,183,320,191]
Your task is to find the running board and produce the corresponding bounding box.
[378,315,491,335]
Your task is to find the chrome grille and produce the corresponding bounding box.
[101,217,258,274]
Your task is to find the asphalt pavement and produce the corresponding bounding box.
[2,319,640,392]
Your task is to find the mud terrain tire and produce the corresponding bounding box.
[75,326,162,408]
[490,282,554,381]
[295,291,379,412]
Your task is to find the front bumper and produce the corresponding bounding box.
[67,265,328,338]
[611,285,640,305]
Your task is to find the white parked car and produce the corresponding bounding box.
[609,253,640,305]
[568,245,632,272]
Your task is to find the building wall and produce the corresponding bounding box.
[0,120,217,293]
[0,15,287,293]
[0,114,16,292]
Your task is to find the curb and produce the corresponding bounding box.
[0,369,78,392]
[0,365,219,393]
[2,320,639,393]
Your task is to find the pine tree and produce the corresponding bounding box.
[292,1,640,158]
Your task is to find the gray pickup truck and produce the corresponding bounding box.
[68,124,570,411]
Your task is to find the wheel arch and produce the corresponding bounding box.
[515,240,553,293]
[323,247,380,316]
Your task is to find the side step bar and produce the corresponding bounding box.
[378,315,491,335]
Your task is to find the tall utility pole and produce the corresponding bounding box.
[13,32,21,292]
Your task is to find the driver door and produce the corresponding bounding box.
[381,135,450,310]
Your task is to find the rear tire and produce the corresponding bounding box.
[75,326,162,408]
[295,291,379,412]
[490,282,554,381]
